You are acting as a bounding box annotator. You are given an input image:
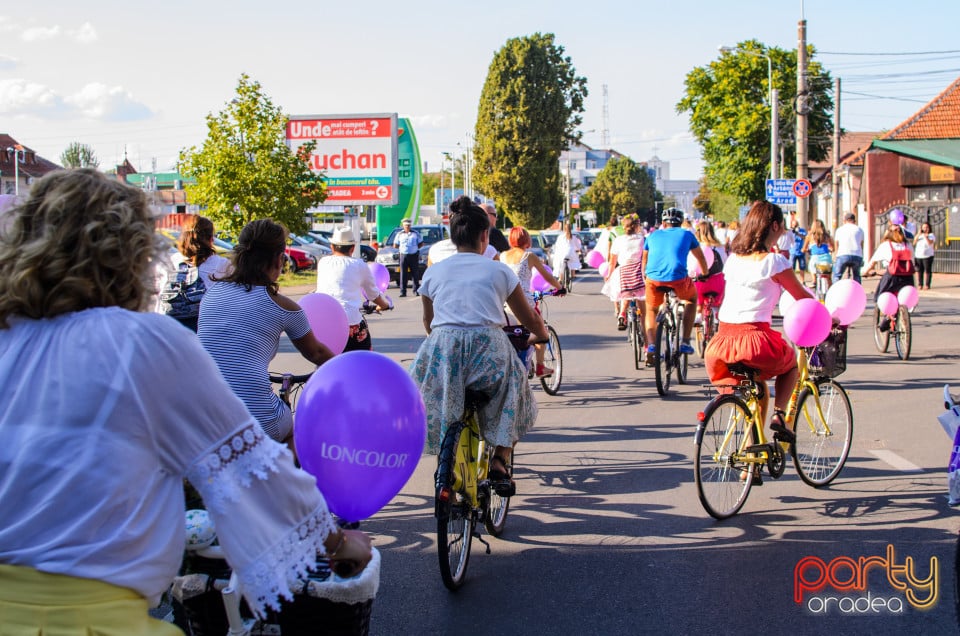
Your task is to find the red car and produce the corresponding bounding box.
[284,245,317,273]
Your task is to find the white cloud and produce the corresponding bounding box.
[22,25,61,42]
[0,79,153,122]
[69,22,97,44]
[0,79,69,117]
[65,83,153,121]
[407,114,448,130]
[0,55,18,70]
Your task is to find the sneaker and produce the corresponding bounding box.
[535,364,554,378]
[645,345,657,367]
[680,340,695,355]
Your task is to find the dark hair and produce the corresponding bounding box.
[177,215,216,266]
[730,200,784,255]
[449,196,488,248]
[220,218,287,293]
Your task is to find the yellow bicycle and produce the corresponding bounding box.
[694,340,853,519]
[434,389,511,590]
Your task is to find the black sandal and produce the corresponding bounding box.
[770,409,795,444]
[489,455,516,497]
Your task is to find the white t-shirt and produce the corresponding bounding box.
[719,252,792,324]
[834,223,864,257]
[610,232,645,263]
[429,239,497,264]
[419,252,520,328]
[776,229,795,253]
[915,233,936,259]
[0,308,336,615]
[316,255,381,324]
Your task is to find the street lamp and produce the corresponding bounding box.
[6,146,25,196]
[719,45,778,181]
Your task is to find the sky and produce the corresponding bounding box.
[3,0,960,182]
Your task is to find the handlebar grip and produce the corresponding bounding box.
[268,372,314,384]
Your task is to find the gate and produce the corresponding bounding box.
[876,205,960,273]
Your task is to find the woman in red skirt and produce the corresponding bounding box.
[704,201,810,440]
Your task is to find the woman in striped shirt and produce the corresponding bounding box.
[199,219,335,448]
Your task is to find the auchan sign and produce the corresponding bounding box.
[287,113,399,206]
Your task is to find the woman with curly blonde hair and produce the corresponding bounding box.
[0,170,370,634]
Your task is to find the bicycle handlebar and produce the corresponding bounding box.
[268,371,314,385]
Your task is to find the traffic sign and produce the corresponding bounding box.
[766,179,797,206]
[792,178,813,199]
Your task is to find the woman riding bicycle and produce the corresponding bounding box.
[605,213,646,330]
[864,224,916,330]
[802,219,834,286]
[551,223,582,284]
[693,220,727,321]
[411,196,549,495]
[199,219,336,449]
[704,200,810,441]
[501,226,564,378]
[0,170,370,633]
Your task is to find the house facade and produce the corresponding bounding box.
[0,135,61,196]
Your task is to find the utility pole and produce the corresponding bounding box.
[796,18,809,227]
[831,77,841,231]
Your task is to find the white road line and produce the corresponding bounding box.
[869,449,924,473]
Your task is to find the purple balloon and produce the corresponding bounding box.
[298,293,349,354]
[294,351,426,522]
[889,208,905,225]
[368,262,390,292]
[530,265,553,292]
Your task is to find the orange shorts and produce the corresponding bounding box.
[644,277,697,310]
[704,322,796,385]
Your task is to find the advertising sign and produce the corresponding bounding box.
[287,113,399,206]
[375,118,422,242]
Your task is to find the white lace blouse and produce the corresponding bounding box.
[0,307,337,617]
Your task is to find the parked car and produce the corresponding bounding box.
[375,224,449,285]
[284,245,317,273]
[527,234,547,261]
[289,234,331,259]
[305,231,377,262]
[577,230,598,253]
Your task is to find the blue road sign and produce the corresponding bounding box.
[766,179,797,206]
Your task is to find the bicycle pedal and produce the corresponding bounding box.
[744,444,770,455]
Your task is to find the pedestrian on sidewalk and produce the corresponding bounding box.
[832,213,865,283]
[913,221,936,290]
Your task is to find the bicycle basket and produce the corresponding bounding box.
[502,325,531,352]
[806,325,847,378]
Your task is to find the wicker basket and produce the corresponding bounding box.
[806,325,847,378]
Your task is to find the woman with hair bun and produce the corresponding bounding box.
[411,196,549,496]
[199,218,336,448]
[0,169,370,633]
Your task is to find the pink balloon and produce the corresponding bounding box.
[530,265,554,292]
[298,293,349,353]
[368,262,390,292]
[686,248,714,277]
[598,261,610,279]
[897,285,919,310]
[877,291,899,316]
[825,279,867,326]
[585,249,605,269]
[294,351,427,522]
[784,298,832,347]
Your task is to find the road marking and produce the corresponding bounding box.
[869,450,923,473]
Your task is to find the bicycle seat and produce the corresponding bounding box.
[465,389,492,411]
[727,362,761,380]
[654,285,675,294]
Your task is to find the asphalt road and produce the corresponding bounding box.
[277,271,960,635]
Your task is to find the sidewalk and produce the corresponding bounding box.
[859,272,960,300]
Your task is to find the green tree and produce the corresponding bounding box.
[473,33,587,229]
[676,40,833,204]
[60,142,99,169]
[420,171,440,206]
[584,157,657,220]
[179,74,326,235]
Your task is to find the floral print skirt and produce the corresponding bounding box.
[411,326,538,454]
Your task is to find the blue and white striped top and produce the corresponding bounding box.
[198,283,311,435]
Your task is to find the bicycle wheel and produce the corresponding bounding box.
[654,318,673,396]
[695,395,755,519]
[631,315,643,371]
[894,305,912,360]
[675,307,688,385]
[873,307,890,353]
[436,422,473,590]
[483,449,511,537]
[792,378,853,487]
[564,264,574,293]
[540,325,563,395]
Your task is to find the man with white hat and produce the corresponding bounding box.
[316,226,392,351]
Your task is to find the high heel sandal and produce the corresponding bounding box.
[769,409,795,444]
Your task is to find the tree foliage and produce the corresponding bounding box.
[60,142,99,169]
[179,74,326,235]
[676,40,833,204]
[473,33,587,229]
[584,157,657,220]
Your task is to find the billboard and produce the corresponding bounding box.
[287,113,399,206]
